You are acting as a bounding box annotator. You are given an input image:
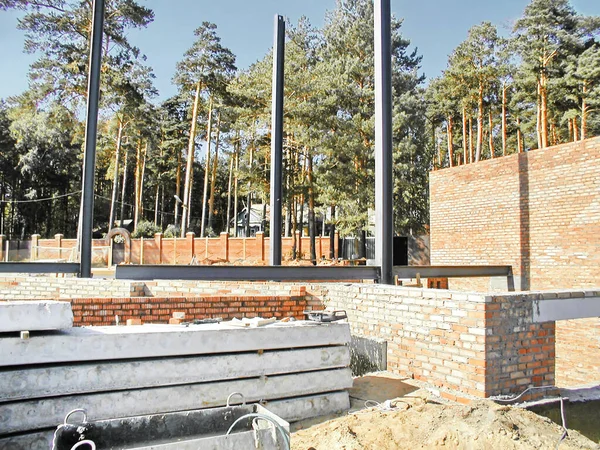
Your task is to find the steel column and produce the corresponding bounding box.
[270,15,285,266]
[79,0,105,278]
[374,0,394,284]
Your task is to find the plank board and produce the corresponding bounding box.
[0,346,351,402]
[0,322,351,367]
[0,368,353,434]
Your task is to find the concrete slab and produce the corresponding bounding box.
[0,368,353,434]
[266,391,350,423]
[533,296,600,322]
[0,300,73,332]
[0,346,351,401]
[0,392,349,450]
[0,322,351,367]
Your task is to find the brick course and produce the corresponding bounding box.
[71,295,309,326]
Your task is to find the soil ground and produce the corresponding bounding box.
[291,373,599,450]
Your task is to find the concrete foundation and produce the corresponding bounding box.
[0,300,73,332]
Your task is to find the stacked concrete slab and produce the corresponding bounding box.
[0,321,352,449]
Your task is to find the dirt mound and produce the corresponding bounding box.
[292,398,598,450]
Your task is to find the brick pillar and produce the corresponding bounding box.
[318,235,323,260]
[31,234,40,261]
[154,233,163,264]
[296,231,302,259]
[334,231,339,259]
[220,232,229,261]
[186,232,195,261]
[55,234,63,260]
[256,232,265,262]
[0,234,5,261]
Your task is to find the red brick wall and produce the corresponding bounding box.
[430,136,600,291]
[71,294,311,326]
[555,318,600,386]
[430,136,600,388]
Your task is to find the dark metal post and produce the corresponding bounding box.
[79,0,105,278]
[374,0,394,284]
[269,15,285,266]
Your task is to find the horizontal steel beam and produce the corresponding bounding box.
[0,262,80,274]
[116,265,380,282]
[393,265,512,279]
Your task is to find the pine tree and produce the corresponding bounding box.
[173,22,236,237]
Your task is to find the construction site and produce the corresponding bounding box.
[1,0,600,448]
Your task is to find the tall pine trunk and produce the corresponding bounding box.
[233,147,239,237]
[200,97,214,237]
[539,74,549,148]
[174,143,181,229]
[476,83,484,162]
[307,154,316,264]
[134,138,143,229]
[488,110,495,159]
[108,117,123,231]
[226,152,234,236]
[181,82,202,237]
[469,117,473,163]
[119,147,129,227]
[502,82,507,156]
[447,115,454,167]
[462,107,468,164]
[581,81,588,140]
[154,184,160,225]
[516,117,523,153]
[207,113,221,234]
[329,205,336,260]
[244,144,254,238]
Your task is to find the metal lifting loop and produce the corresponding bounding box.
[226,392,246,407]
[64,409,88,425]
[70,440,96,450]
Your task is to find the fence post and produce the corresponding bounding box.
[334,231,339,259]
[256,232,265,262]
[220,232,229,262]
[186,232,195,263]
[140,237,144,264]
[154,232,163,264]
[31,234,40,261]
[55,234,63,260]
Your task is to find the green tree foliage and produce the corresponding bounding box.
[316,0,428,236]
[0,0,153,110]
[513,0,599,148]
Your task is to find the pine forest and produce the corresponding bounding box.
[0,0,598,256]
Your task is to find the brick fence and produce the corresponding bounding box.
[429,136,600,389]
[3,232,337,265]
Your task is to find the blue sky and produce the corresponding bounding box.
[0,0,599,101]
